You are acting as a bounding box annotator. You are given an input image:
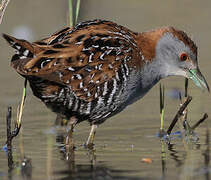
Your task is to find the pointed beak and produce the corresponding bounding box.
[187,68,210,92]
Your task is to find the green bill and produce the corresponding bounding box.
[188,69,209,92]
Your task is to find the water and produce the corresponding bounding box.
[0,0,211,179]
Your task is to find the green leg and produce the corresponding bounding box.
[65,124,75,161]
[85,124,98,149]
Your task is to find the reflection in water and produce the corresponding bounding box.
[55,133,145,180]
[168,144,183,167]
[54,163,144,180]
[160,140,166,179]
[203,127,210,180]
[21,157,32,180]
[6,156,32,180]
[5,125,32,180]
[3,123,211,180]
[159,127,211,180]
[3,123,210,180]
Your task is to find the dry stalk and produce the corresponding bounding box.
[0,0,10,24]
[167,96,192,135]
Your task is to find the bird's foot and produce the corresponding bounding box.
[65,137,75,161]
[83,142,95,150]
[64,123,76,161]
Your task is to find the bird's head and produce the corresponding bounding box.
[139,27,209,92]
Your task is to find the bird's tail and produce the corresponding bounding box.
[2,33,35,73]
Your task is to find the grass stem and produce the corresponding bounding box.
[68,0,73,27]
[68,0,81,27]
[75,0,80,23]
[17,79,27,128]
[160,84,165,131]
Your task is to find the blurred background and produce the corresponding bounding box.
[0,0,211,180]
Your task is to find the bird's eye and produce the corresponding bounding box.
[180,53,188,61]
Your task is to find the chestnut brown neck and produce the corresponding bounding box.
[136,27,197,62]
[136,28,171,62]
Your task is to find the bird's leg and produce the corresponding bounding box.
[55,114,64,125]
[85,124,98,149]
[65,124,74,149]
[65,124,75,161]
[65,117,77,161]
[87,147,97,167]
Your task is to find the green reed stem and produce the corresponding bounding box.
[160,109,165,130]
[185,78,188,98]
[17,79,27,128]
[68,0,73,27]
[69,0,81,27]
[161,140,166,178]
[160,84,165,131]
[75,0,80,23]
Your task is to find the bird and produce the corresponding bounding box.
[3,19,209,148]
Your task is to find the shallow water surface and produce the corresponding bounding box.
[0,101,210,180]
[0,0,211,180]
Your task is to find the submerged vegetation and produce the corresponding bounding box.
[159,78,208,140]
[158,78,209,179]
[4,79,27,170]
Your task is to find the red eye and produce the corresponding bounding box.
[180,53,188,61]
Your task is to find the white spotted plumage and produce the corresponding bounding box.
[103,81,108,96]
[107,78,117,105]
[68,67,75,71]
[23,49,29,56]
[76,74,82,80]
[79,82,83,88]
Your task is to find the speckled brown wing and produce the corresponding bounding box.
[34,27,73,46]
[10,20,143,102]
